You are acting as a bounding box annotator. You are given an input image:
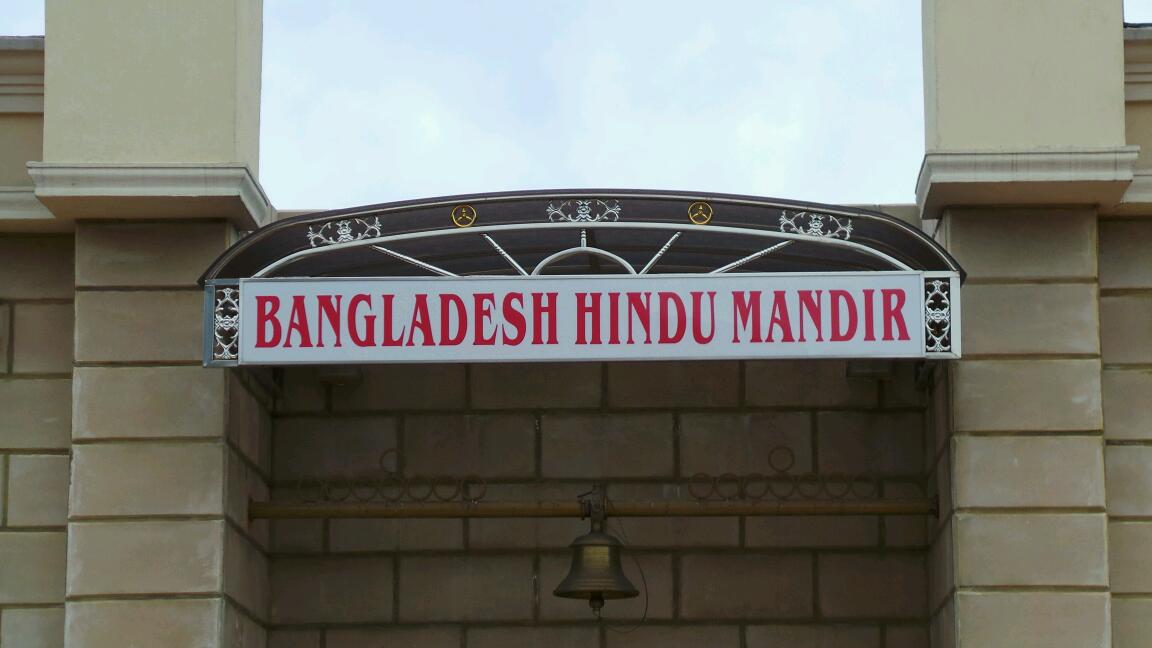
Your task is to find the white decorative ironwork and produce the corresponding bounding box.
[546,199,622,223]
[925,278,952,353]
[307,216,383,247]
[213,287,240,360]
[779,211,852,240]
[256,222,914,278]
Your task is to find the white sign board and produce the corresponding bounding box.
[237,272,936,364]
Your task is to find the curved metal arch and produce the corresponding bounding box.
[531,245,638,275]
[200,189,965,283]
[250,221,914,279]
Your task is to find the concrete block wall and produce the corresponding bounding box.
[66,221,271,648]
[0,235,73,647]
[930,208,1110,648]
[269,359,931,648]
[1099,219,1152,646]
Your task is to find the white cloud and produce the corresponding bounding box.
[257,0,933,209]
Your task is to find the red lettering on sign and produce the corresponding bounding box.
[406,294,434,346]
[474,293,496,346]
[575,292,602,345]
[285,295,313,348]
[766,291,795,343]
[830,290,858,342]
[255,296,282,348]
[797,290,823,342]
[607,292,622,345]
[862,289,876,341]
[691,291,717,344]
[732,291,762,343]
[626,292,652,344]
[502,292,526,345]
[882,289,910,341]
[439,293,467,346]
[658,291,686,344]
[316,295,343,348]
[532,292,558,345]
[381,294,405,347]
[348,294,376,347]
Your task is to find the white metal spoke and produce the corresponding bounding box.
[639,232,682,275]
[481,234,528,276]
[369,245,458,277]
[711,241,793,274]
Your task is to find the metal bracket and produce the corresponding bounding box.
[577,485,608,530]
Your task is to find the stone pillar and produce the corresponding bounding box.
[67,224,270,647]
[25,0,273,646]
[933,210,1109,648]
[919,1,1128,646]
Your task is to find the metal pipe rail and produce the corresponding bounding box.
[249,498,936,520]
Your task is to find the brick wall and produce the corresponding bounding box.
[268,359,931,648]
[0,235,73,647]
[1100,220,1152,645]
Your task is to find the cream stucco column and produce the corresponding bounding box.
[29,1,274,646]
[28,0,271,227]
[918,0,1136,220]
[919,1,1128,647]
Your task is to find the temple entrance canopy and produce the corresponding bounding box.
[200,190,963,366]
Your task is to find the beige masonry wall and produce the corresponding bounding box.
[0,234,73,647]
[267,359,932,648]
[930,208,1109,648]
[66,221,271,648]
[1100,219,1152,646]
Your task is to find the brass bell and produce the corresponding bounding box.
[553,525,639,614]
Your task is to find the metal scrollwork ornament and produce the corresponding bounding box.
[925,278,952,353]
[213,287,240,361]
[306,216,383,247]
[779,211,853,240]
[546,199,622,223]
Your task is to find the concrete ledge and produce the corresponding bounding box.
[26,163,274,229]
[916,147,1139,219]
[1109,169,1152,216]
[0,187,69,232]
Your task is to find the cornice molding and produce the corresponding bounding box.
[1106,169,1152,217]
[0,73,43,113]
[0,186,65,231]
[1127,62,1152,102]
[916,147,1139,219]
[26,163,274,228]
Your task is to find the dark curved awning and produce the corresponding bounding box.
[200,189,964,283]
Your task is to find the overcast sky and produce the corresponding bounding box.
[5,1,1152,210]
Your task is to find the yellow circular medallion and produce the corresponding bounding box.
[451,204,477,228]
[688,201,713,225]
